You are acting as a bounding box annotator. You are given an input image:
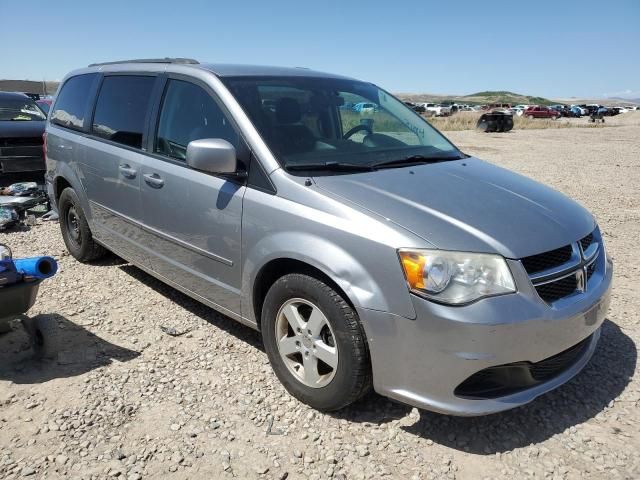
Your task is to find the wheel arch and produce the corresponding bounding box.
[252,257,356,329]
[54,176,72,204]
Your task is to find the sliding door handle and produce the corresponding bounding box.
[119,164,137,179]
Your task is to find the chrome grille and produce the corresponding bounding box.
[522,229,600,304]
[521,245,573,275]
[586,260,596,280]
[579,233,594,252]
[535,275,578,303]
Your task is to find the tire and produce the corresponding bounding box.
[261,273,372,411]
[58,188,106,262]
[23,315,61,359]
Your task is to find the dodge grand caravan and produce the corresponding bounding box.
[45,59,612,415]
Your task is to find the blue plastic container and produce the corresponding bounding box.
[13,257,58,279]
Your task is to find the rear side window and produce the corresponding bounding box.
[155,79,239,161]
[50,73,98,130]
[92,75,156,149]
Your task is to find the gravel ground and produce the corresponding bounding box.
[1,114,639,479]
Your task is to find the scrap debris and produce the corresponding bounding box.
[160,325,192,337]
[0,182,50,230]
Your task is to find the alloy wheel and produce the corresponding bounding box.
[275,298,338,388]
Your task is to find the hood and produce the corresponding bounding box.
[313,158,595,259]
[0,120,46,138]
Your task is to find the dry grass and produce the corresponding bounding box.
[428,112,609,131]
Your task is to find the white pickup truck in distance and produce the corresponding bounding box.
[422,103,452,116]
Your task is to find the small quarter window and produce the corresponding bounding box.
[51,73,98,130]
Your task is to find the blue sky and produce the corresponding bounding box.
[1,0,638,99]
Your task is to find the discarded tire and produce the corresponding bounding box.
[476,112,514,133]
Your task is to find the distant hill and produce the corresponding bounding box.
[0,79,59,96]
[608,96,640,104]
[397,90,638,107]
[397,90,553,106]
[463,91,553,105]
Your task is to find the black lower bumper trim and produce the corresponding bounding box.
[454,335,592,399]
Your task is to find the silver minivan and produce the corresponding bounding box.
[45,59,612,415]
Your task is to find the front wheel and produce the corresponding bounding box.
[261,274,372,411]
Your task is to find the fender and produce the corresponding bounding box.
[242,231,417,325]
[52,162,93,224]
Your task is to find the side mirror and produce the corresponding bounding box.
[186,138,237,174]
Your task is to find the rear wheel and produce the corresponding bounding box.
[261,273,372,411]
[59,188,106,262]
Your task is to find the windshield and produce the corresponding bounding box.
[223,76,462,173]
[0,97,47,121]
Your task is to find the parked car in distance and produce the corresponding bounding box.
[353,102,378,113]
[36,98,52,115]
[508,107,524,116]
[571,105,589,116]
[422,103,451,116]
[570,106,584,117]
[549,106,574,117]
[524,106,561,119]
[585,105,601,116]
[46,59,612,416]
[404,101,426,113]
[0,92,47,175]
[487,103,512,112]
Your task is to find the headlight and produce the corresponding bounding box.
[398,249,516,305]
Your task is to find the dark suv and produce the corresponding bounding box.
[0,92,47,176]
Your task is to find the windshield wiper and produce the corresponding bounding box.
[372,154,463,170]
[286,161,375,172]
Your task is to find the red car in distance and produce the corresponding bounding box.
[524,105,560,119]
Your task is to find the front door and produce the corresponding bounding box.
[139,78,245,317]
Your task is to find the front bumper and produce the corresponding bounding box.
[358,255,613,416]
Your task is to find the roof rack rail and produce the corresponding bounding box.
[88,58,199,67]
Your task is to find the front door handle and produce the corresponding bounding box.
[119,164,137,179]
[143,173,165,188]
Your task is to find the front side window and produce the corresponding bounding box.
[51,73,98,129]
[155,79,239,161]
[0,97,46,121]
[223,76,461,174]
[92,75,156,149]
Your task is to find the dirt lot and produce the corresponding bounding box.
[1,114,639,480]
